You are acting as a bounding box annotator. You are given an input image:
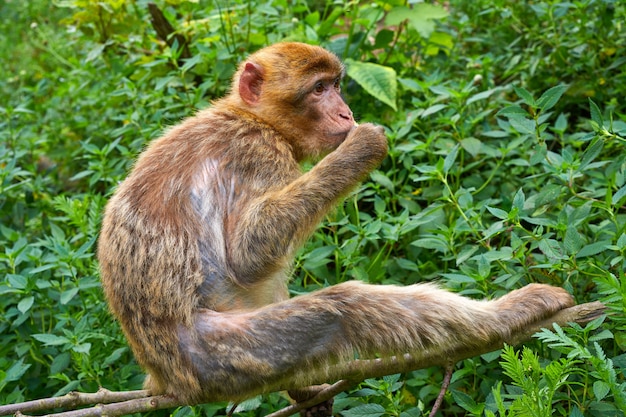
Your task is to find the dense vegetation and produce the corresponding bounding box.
[1,0,625,416]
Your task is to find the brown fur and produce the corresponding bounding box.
[98,42,574,404]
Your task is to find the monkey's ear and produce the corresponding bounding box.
[239,62,264,105]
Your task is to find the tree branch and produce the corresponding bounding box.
[0,301,606,417]
[147,2,191,59]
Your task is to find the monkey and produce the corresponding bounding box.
[97,42,575,407]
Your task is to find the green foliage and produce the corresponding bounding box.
[1,0,625,416]
[488,319,626,416]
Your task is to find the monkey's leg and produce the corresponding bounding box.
[183,282,573,402]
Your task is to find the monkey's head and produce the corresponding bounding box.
[228,42,356,161]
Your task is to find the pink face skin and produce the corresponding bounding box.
[301,76,355,152]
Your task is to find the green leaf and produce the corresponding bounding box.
[564,228,584,255]
[303,246,335,269]
[536,84,568,112]
[50,352,71,374]
[180,54,202,73]
[441,273,476,284]
[513,86,536,107]
[233,396,263,413]
[576,241,611,258]
[4,359,31,382]
[33,333,70,346]
[538,238,566,260]
[425,31,454,56]
[593,380,610,401]
[451,390,484,414]
[443,144,459,174]
[421,103,447,118]
[508,116,536,135]
[580,137,604,170]
[345,59,397,110]
[17,296,34,314]
[103,347,128,367]
[486,206,508,220]
[386,4,448,38]
[497,105,528,117]
[370,170,394,191]
[60,287,79,305]
[467,87,500,105]
[341,403,386,417]
[512,188,526,211]
[460,137,483,156]
[612,184,626,206]
[411,236,448,253]
[588,98,604,127]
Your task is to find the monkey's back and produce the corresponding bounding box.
[97,106,305,400]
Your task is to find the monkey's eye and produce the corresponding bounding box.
[314,81,325,94]
[333,78,341,91]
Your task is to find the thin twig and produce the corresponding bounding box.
[0,389,149,417]
[428,363,454,417]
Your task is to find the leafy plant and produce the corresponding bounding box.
[1,0,625,415]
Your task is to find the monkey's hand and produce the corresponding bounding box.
[341,122,388,167]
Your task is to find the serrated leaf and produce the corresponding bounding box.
[345,59,397,110]
[576,241,611,258]
[370,170,394,191]
[233,395,262,413]
[341,403,385,417]
[514,86,536,107]
[536,84,567,112]
[612,184,626,206]
[580,137,604,170]
[451,389,483,414]
[4,359,31,382]
[588,98,604,127]
[564,228,584,255]
[33,333,70,346]
[486,206,508,220]
[411,236,448,253]
[460,137,482,156]
[508,116,536,135]
[512,188,526,211]
[443,144,459,174]
[593,380,610,401]
[538,238,566,260]
[441,273,476,284]
[497,105,528,117]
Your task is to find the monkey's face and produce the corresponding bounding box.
[233,42,356,161]
[298,75,355,152]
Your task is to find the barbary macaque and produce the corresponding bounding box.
[98,42,574,406]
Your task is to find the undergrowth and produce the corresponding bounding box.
[1,0,624,416]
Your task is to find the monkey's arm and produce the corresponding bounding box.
[182,281,574,402]
[227,124,388,281]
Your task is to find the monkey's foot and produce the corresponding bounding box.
[289,386,334,417]
[299,397,334,417]
[496,283,575,332]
